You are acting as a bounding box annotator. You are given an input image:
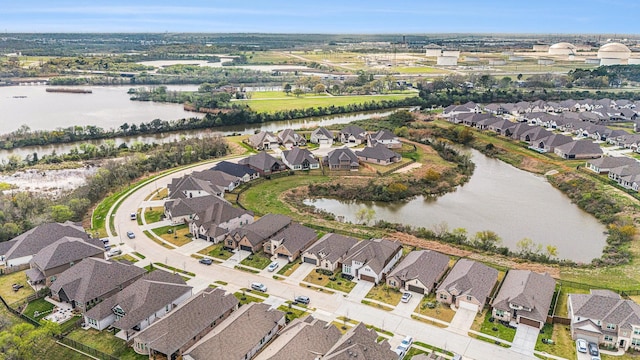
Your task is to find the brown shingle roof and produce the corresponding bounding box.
[2,222,89,261]
[30,236,104,271]
[387,250,450,291]
[492,270,556,323]
[304,233,359,264]
[342,238,402,275]
[437,259,498,305]
[269,223,317,256]
[134,288,239,356]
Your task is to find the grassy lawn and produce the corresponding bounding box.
[66,328,146,360]
[152,263,195,277]
[151,188,168,200]
[143,207,164,224]
[143,230,175,249]
[277,261,302,276]
[554,284,589,317]
[414,294,456,323]
[303,270,356,293]
[198,242,234,260]
[239,175,330,218]
[392,66,450,74]
[278,304,309,322]
[472,310,516,343]
[132,251,146,259]
[247,91,329,99]
[364,157,413,174]
[365,285,403,306]
[535,323,576,359]
[240,94,415,113]
[233,291,265,306]
[23,298,54,321]
[361,299,394,311]
[0,270,35,303]
[150,224,192,247]
[240,251,272,270]
[111,254,138,263]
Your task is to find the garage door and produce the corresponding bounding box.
[359,274,376,283]
[407,285,425,294]
[303,257,317,265]
[458,300,479,313]
[240,245,252,252]
[277,253,289,259]
[519,317,541,329]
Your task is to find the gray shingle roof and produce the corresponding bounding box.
[254,316,341,360]
[437,259,498,305]
[570,290,640,330]
[169,176,220,199]
[248,131,278,148]
[281,147,318,167]
[323,323,397,360]
[211,161,257,179]
[191,170,238,190]
[238,152,285,172]
[134,287,238,356]
[278,129,305,145]
[50,258,146,306]
[371,129,397,141]
[555,140,603,156]
[184,303,285,360]
[86,270,191,330]
[311,127,333,140]
[492,270,556,323]
[340,125,366,137]
[30,236,104,272]
[387,250,450,290]
[228,214,291,247]
[1,222,89,261]
[304,233,359,264]
[269,223,317,256]
[342,238,402,275]
[355,144,401,162]
[325,148,359,167]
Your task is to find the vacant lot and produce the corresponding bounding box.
[240,94,415,113]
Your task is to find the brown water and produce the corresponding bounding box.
[305,149,607,263]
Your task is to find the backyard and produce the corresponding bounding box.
[66,328,146,360]
[0,270,35,303]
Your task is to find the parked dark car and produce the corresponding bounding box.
[588,342,599,357]
[199,258,213,265]
[12,284,23,292]
[294,295,310,305]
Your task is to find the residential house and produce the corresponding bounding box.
[310,127,334,145]
[278,129,306,149]
[168,175,222,199]
[183,303,286,360]
[386,250,450,295]
[247,131,279,150]
[531,134,573,153]
[323,322,397,360]
[188,197,254,243]
[475,116,502,130]
[26,236,105,287]
[281,147,319,171]
[254,316,341,360]
[190,170,240,193]
[341,238,403,284]
[211,161,259,183]
[568,289,640,351]
[355,144,401,166]
[223,214,292,253]
[554,140,603,160]
[442,101,480,118]
[324,147,359,171]
[519,126,552,144]
[586,157,638,174]
[238,152,286,177]
[0,222,91,267]
[608,163,640,190]
[491,270,556,329]
[50,258,146,311]
[133,288,239,359]
[368,129,401,148]
[301,233,359,272]
[436,259,498,310]
[339,125,367,145]
[84,271,192,339]
[263,223,317,262]
[488,119,516,136]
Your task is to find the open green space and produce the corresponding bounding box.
[240,251,272,270]
[303,270,356,293]
[239,94,415,113]
[198,242,234,260]
[247,91,330,99]
[0,270,35,303]
[66,328,146,360]
[151,224,192,247]
[23,298,54,321]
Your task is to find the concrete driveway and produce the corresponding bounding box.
[260,257,289,275]
[448,302,478,335]
[511,324,539,356]
[287,262,315,282]
[392,291,421,318]
[348,280,375,301]
[220,249,251,268]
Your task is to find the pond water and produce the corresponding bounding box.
[304,149,607,263]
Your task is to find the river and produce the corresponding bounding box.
[305,149,607,263]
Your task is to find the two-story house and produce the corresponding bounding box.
[341,238,402,284]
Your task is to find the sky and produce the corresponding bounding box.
[1,0,639,34]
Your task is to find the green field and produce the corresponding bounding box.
[239,94,416,113]
[247,91,329,99]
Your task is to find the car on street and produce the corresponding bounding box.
[576,339,588,353]
[588,342,599,357]
[251,282,267,292]
[401,292,412,303]
[294,295,310,305]
[199,258,213,265]
[130,212,137,220]
[398,336,413,352]
[107,249,122,257]
[126,231,135,239]
[267,261,279,272]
